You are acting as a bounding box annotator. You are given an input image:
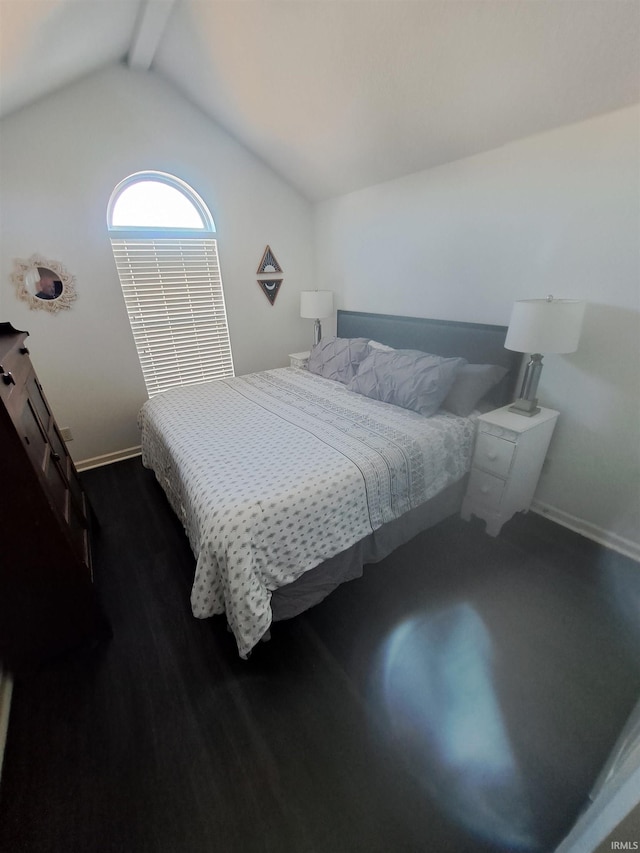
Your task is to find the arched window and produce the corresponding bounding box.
[107,171,234,397]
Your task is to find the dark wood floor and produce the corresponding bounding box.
[1,457,639,853]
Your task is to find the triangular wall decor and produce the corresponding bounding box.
[257,245,283,274]
[258,278,282,305]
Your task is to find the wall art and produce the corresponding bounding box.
[257,278,282,306]
[11,255,77,313]
[256,245,283,274]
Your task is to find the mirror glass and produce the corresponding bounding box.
[25,267,64,301]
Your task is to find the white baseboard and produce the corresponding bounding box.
[0,668,13,782]
[77,446,141,472]
[531,500,640,564]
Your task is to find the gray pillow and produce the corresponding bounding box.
[346,348,466,417]
[441,363,509,416]
[307,336,371,384]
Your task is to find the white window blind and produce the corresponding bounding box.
[110,237,234,397]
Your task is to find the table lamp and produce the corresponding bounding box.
[300,290,333,346]
[504,296,586,416]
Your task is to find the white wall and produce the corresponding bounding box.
[0,64,315,463]
[315,106,640,557]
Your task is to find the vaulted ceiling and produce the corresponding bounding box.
[1,0,638,201]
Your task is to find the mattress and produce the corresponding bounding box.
[138,367,476,657]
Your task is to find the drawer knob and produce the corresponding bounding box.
[487,452,498,460]
[2,371,15,386]
[19,346,30,355]
[480,485,490,494]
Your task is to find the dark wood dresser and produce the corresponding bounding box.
[0,323,108,672]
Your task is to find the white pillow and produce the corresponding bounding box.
[368,339,395,352]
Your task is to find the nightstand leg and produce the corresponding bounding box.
[484,519,503,537]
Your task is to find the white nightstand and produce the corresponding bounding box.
[461,404,559,536]
[288,351,310,369]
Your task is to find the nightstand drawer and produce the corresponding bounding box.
[478,421,519,443]
[466,469,505,510]
[474,433,515,478]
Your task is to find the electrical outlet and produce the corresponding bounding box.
[60,427,73,442]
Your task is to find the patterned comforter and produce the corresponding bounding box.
[138,367,476,657]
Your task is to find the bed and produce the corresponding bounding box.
[138,310,520,657]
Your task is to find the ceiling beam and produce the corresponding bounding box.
[128,0,176,71]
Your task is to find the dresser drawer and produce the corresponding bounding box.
[0,335,31,393]
[27,374,52,432]
[68,495,91,569]
[474,433,515,478]
[466,468,505,510]
[20,395,49,472]
[44,449,69,521]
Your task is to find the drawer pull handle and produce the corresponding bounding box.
[2,371,15,386]
[487,452,498,460]
[480,485,491,494]
[51,451,61,462]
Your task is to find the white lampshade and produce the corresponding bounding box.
[300,290,333,319]
[505,297,586,354]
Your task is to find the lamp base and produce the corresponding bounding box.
[509,397,541,417]
[509,353,543,416]
[313,319,322,346]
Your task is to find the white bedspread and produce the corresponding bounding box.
[138,368,476,657]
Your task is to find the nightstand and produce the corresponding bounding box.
[288,351,310,369]
[461,404,559,536]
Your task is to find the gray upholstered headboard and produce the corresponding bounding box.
[336,309,520,408]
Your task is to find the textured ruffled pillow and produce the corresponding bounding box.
[346,348,466,417]
[441,363,509,416]
[307,336,371,384]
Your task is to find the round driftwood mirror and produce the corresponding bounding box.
[11,255,77,313]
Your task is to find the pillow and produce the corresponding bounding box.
[367,339,395,352]
[307,336,371,384]
[346,348,466,417]
[441,363,509,416]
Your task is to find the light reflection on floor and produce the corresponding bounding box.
[598,552,640,655]
[370,603,539,851]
